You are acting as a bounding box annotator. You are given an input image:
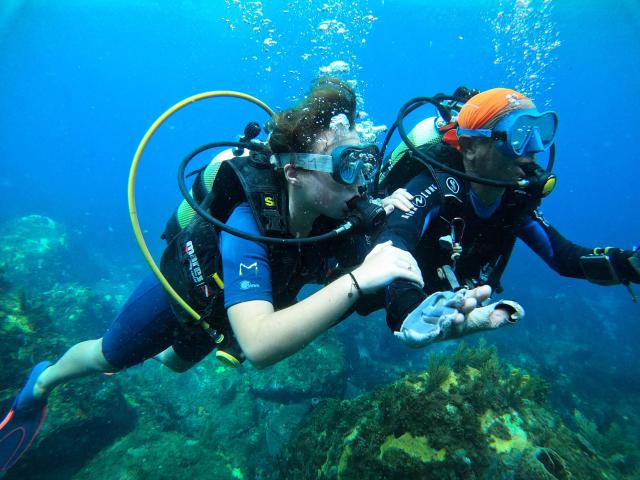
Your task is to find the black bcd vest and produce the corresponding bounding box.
[158,153,346,358]
[383,143,541,294]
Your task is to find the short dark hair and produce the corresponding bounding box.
[268,77,356,154]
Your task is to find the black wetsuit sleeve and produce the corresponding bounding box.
[376,171,443,331]
[518,211,593,278]
[377,170,441,250]
[519,211,640,283]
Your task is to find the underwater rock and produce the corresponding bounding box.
[3,376,137,480]
[0,215,71,291]
[278,343,629,480]
[71,423,246,480]
[0,288,68,395]
[0,214,105,294]
[0,278,118,397]
[249,333,347,403]
[264,402,311,457]
[37,282,117,341]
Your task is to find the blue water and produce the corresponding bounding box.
[2,0,638,241]
[0,0,639,474]
[2,0,637,296]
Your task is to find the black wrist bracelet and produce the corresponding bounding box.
[348,272,363,298]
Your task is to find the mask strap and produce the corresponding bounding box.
[271,153,334,174]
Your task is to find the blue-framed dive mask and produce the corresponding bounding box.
[331,144,380,185]
[456,108,559,158]
[271,144,380,185]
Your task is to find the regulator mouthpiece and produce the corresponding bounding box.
[234,121,262,156]
[519,162,556,198]
[345,196,386,233]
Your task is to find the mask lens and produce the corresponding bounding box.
[504,111,558,156]
[510,120,532,154]
[334,145,379,185]
[340,150,359,184]
[536,112,558,144]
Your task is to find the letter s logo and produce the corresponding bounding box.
[265,196,275,207]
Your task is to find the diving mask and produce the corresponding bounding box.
[457,108,558,158]
[272,143,380,185]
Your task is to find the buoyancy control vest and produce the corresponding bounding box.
[419,165,540,294]
[381,118,541,294]
[159,151,354,365]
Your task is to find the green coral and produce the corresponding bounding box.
[279,345,631,480]
[573,409,601,452]
[425,352,453,393]
[1,290,33,334]
[571,410,640,472]
[379,432,446,463]
[452,339,496,372]
[480,410,530,454]
[504,367,549,409]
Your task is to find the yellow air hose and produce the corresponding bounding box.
[128,91,274,323]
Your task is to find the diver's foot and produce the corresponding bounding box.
[0,361,52,474]
[14,361,51,409]
[31,374,49,401]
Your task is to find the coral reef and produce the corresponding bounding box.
[248,333,347,402]
[0,279,118,401]
[278,342,634,479]
[71,423,246,480]
[0,215,70,291]
[2,213,639,479]
[4,377,137,479]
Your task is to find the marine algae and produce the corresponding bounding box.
[379,432,446,463]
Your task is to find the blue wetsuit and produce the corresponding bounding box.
[102,203,364,368]
[102,204,270,368]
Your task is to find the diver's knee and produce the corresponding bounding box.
[163,363,192,373]
[95,338,121,373]
[158,348,196,373]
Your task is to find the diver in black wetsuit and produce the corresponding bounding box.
[377,87,640,347]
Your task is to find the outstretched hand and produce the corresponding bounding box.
[394,286,525,348]
[351,241,423,294]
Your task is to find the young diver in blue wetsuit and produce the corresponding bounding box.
[374,87,640,347]
[0,78,497,474]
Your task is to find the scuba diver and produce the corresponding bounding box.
[375,87,640,347]
[0,77,433,473]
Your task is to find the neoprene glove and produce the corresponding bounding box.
[609,248,640,284]
[394,290,525,349]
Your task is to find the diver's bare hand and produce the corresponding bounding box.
[351,241,423,293]
[382,188,415,214]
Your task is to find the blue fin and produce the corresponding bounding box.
[0,361,51,474]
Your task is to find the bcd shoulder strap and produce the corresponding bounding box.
[221,155,288,236]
